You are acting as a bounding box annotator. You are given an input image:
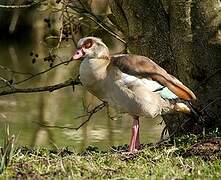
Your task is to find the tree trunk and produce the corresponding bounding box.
[169,0,195,85]
[191,0,221,129]
[109,0,221,135]
[109,0,176,73]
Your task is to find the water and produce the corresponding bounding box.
[0,88,165,152]
[0,33,165,153]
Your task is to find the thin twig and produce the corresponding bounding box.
[0,76,15,89]
[75,103,106,130]
[34,102,106,130]
[158,113,194,144]
[158,96,221,144]
[0,78,80,96]
[194,68,221,91]
[156,128,178,145]
[67,4,126,44]
[16,58,74,85]
[84,13,126,44]
[0,58,74,89]
[160,126,168,140]
[74,114,89,119]
[64,5,78,47]
[0,64,33,76]
[200,97,221,112]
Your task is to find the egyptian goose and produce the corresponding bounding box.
[73,37,196,152]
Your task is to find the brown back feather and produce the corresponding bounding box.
[111,54,196,100]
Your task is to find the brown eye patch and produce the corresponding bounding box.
[83,39,93,49]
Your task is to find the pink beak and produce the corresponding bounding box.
[73,48,85,60]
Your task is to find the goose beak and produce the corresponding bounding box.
[73,48,85,60]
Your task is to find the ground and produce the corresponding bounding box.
[1,135,221,179]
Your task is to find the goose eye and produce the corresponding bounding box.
[83,39,93,49]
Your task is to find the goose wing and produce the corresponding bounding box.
[111,54,196,100]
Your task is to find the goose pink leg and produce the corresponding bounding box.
[129,116,140,152]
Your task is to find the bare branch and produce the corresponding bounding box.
[0,78,81,96]
[0,64,33,76]
[0,58,74,89]
[194,68,221,91]
[67,3,126,44]
[33,102,106,130]
[200,97,221,112]
[16,58,74,85]
[158,96,221,145]
[75,103,106,130]
[157,115,193,145]
[0,76,15,89]
[84,13,126,44]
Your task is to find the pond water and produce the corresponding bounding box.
[0,30,165,153]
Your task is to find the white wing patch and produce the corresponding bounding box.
[120,73,178,100]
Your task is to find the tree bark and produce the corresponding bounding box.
[109,0,221,134]
[169,0,195,85]
[191,0,221,128]
[109,0,175,73]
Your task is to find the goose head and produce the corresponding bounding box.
[73,37,110,60]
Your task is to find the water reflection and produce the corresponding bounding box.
[0,38,165,153]
[0,89,165,152]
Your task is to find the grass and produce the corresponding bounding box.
[0,135,221,179]
[0,125,16,174]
